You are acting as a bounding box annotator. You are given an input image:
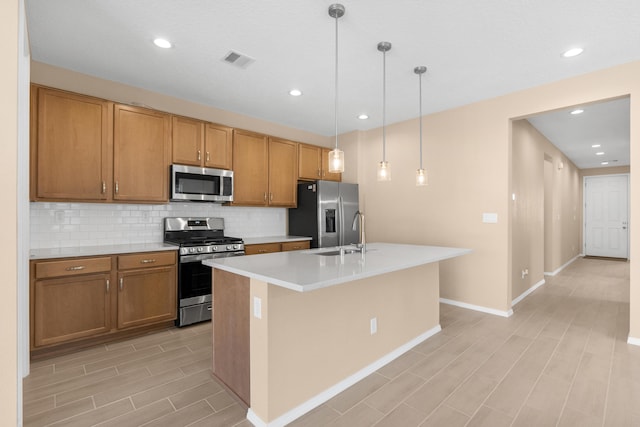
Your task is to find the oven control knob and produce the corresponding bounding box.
[233,244,239,250]
[226,245,232,250]
[189,247,196,253]
[212,246,218,251]
[197,247,203,253]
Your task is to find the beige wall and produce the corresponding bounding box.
[30,62,332,148]
[511,119,581,301]
[342,62,640,327]
[250,263,439,422]
[2,0,19,424]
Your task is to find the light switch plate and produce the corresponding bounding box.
[253,297,262,319]
[482,213,498,223]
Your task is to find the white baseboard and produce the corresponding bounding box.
[512,279,546,306]
[544,255,581,276]
[627,336,640,347]
[246,324,442,427]
[440,298,513,317]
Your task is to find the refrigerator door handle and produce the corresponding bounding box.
[338,195,343,246]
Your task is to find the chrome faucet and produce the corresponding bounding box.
[351,211,365,251]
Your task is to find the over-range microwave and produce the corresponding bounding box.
[170,164,233,202]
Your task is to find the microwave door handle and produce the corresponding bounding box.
[338,196,343,246]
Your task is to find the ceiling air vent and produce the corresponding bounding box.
[222,50,255,69]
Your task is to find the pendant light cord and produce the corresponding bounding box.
[382,49,386,161]
[334,12,339,150]
[419,71,423,169]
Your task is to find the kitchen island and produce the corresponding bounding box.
[204,243,470,427]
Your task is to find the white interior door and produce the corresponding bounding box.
[584,175,629,258]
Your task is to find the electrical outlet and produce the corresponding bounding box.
[370,317,377,335]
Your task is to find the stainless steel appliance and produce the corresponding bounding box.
[170,164,233,202]
[163,217,244,327]
[288,181,360,248]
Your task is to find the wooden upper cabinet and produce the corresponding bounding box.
[298,143,321,180]
[172,117,233,170]
[321,148,342,182]
[113,104,171,202]
[205,123,233,170]
[171,116,203,166]
[268,137,298,207]
[232,130,269,206]
[32,87,112,201]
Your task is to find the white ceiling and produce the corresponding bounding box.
[26,0,639,168]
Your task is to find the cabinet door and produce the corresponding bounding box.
[172,116,204,166]
[298,144,321,181]
[33,273,112,347]
[268,138,298,207]
[281,241,311,252]
[34,87,112,201]
[205,124,233,170]
[232,130,269,206]
[321,148,342,182]
[113,105,171,202]
[117,266,177,329]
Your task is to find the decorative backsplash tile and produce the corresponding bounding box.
[30,202,287,249]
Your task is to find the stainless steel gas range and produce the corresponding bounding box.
[163,217,244,327]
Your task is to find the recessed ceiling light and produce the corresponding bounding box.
[357,114,369,120]
[592,144,601,148]
[596,152,605,156]
[289,89,302,97]
[563,47,584,58]
[601,161,609,165]
[153,38,172,49]
[570,109,584,115]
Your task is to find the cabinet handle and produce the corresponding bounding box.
[140,259,156,264]
[119,277,123,291]
[197,150,201,161]
[258,249,267,253]
[65,265,85,271]
[263,193,267,201]
[207,305,212,311]
[322,170,326,177]
[106,279,110,293]
[270,193,273,201]
[101,181,106,194]
[206,152,210,162]
[317,169,321,177]
[115,181,119,194]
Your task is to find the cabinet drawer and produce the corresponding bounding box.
[281,241,310,252]
[118,251,176,270]
[35,257,112,279]
[244,243,281,255]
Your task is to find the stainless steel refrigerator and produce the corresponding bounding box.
[288,181,360,248]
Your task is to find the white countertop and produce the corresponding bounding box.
[204,243,471,292]
[243,236,312,245]
[30,243,179,260]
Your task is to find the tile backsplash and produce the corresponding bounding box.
[30,202,287,249]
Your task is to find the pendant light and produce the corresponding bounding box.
[328,4,345,173]
[414,66,428,186]
[376,41,392,181]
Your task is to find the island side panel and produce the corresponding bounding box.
[249,262,439,423]
[213,268,250,406]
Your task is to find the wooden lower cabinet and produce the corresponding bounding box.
[33,272,112,348]
[117,266,177,329]
[30,251,177,355]
[245,240,310,255]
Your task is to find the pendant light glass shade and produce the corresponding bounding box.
[414,65,428,186]
[377,41,392,181]
[377,161,391,181]
[328,4,345,173]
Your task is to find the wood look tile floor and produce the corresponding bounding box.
[24,257,639,426]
